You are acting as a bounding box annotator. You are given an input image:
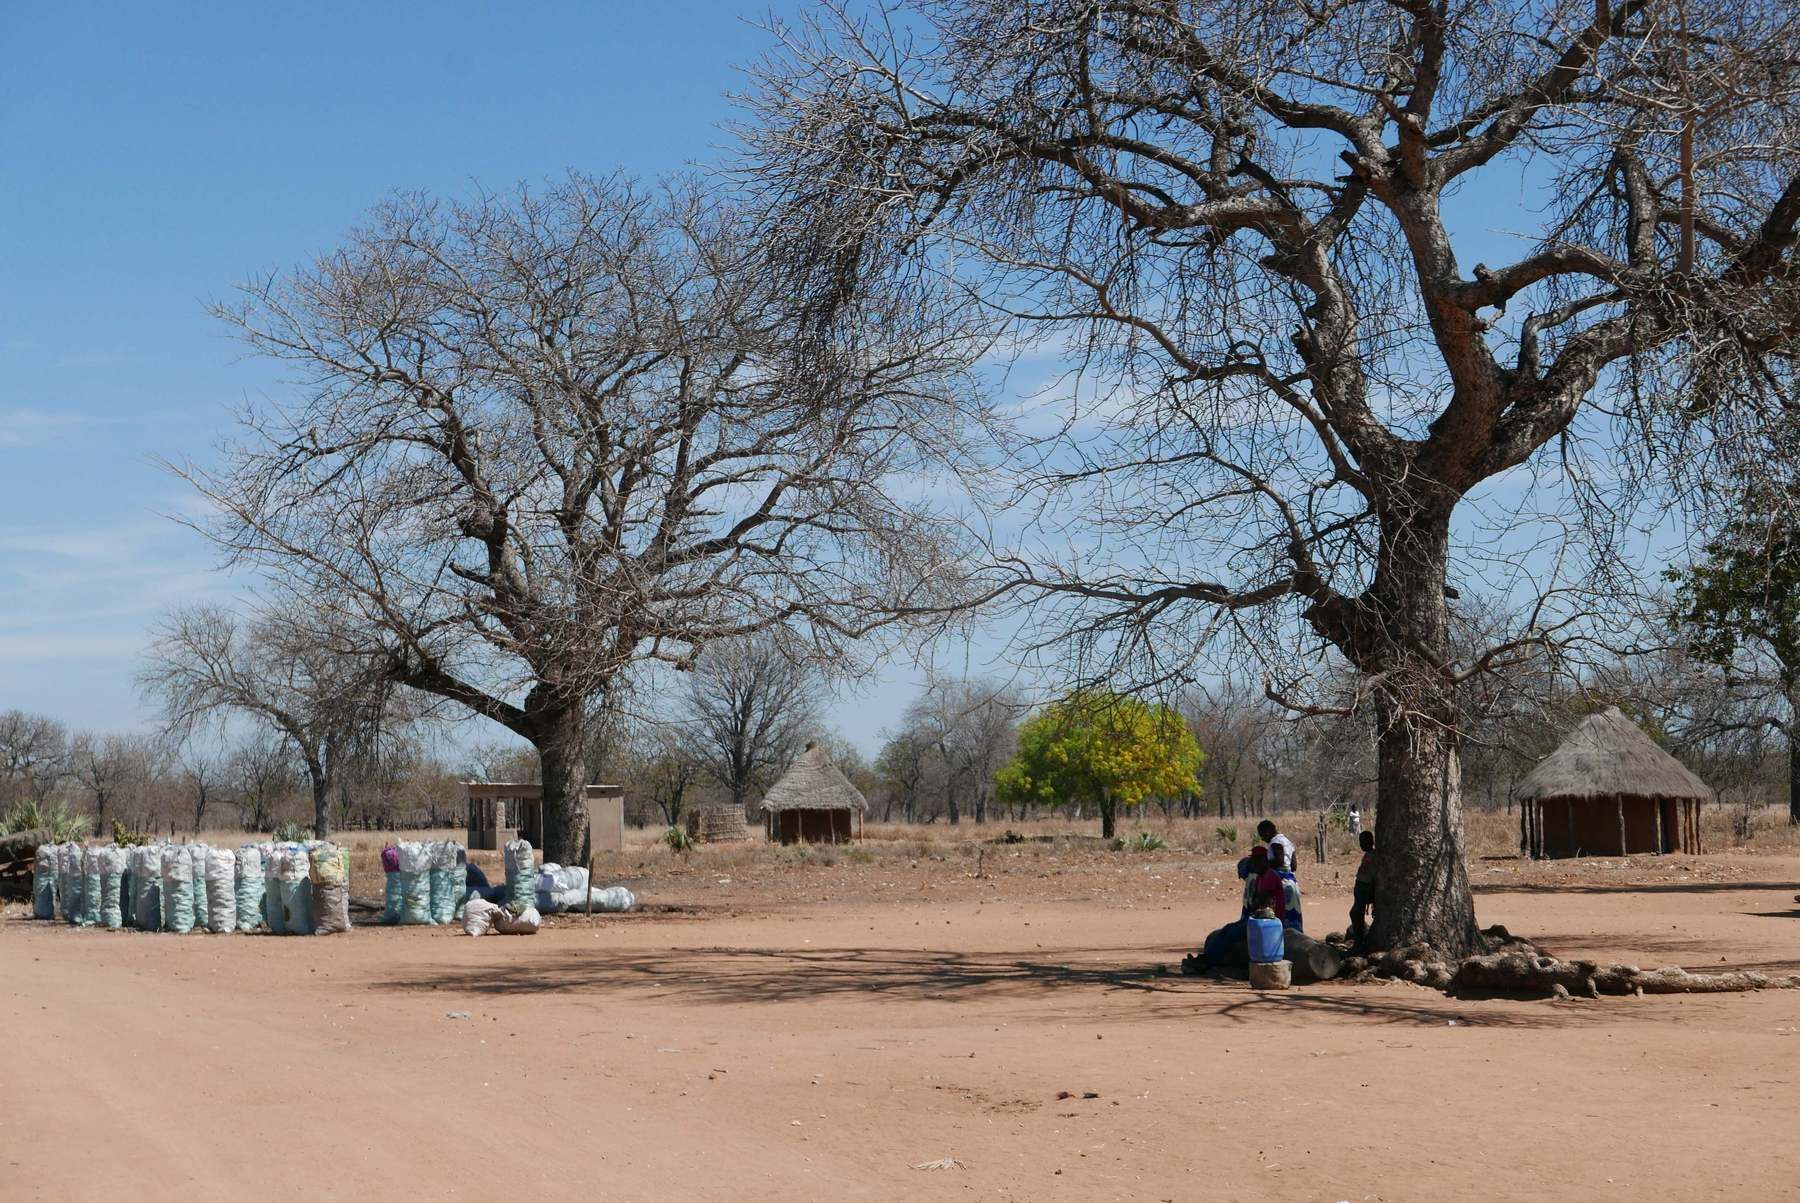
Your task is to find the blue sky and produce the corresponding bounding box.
[0,1,973,752]
[0,2,1683,758]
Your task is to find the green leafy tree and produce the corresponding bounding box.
[1669,496,1800,824]
[996,691,1202,839]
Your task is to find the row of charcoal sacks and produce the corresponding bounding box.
[33,842,126,927]
[380,839,468,924]
[32,840,351,935]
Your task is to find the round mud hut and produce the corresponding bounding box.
[759,741,866,845]
[1515,707,1711,859]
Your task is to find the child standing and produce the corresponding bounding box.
[1349,830,1376,943]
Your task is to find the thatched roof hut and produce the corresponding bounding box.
[1515,707,1711,858]
[759,742,866,844]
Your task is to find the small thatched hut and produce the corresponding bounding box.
[759,741,866,844]
[1514,707,1711,858]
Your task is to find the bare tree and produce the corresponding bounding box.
[900,677,1023,823]
[226,732,299,833]
[0,710,70,804]
[678,633,823,812]
[179,174,986,865]
[139,603,403,839]
[747,0,1800,954]
[70,733,166,835]
[631,725,702,826]
[1185,684,1279,819]
[874,726,934,821]
[176,747,223,833]
[467,741,540,785]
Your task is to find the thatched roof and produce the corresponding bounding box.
[1515,707,1713,805]
[759,742,868,812]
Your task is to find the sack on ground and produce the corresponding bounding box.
[537,881,636,914]
[58,844,83,924]
[160,844,196,934]
[187,844,212,933]
[204,847,237,933]
[97,846,128,930]
[503,839,538,910]
[74,847,102,927]
[492,904,541,935]
[396,841,433,924]
[308,843,349,887]
[428,840,461,925]
[32,843,57,919]
[462,896,499,936]
[132,846,162,932]
[383,872,402,924]
[313,881,351,935]
[269,846,314,935]
[235,846,266,932]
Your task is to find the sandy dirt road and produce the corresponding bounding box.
[4,857,1798,1202]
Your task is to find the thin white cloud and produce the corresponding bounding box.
[0,407,119,449]
[0,631,148,665]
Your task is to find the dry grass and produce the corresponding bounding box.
[171,805,1800,907]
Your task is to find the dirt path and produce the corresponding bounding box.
[5,858,1798,1201]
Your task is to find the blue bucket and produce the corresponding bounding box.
[1247,916,1285,964]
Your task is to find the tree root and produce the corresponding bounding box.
[1334,926,1800,1001]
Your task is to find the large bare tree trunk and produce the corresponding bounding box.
[536,706,589,867]
[298,742,331,840]
[310,774,330,841]
[1787,720,1799,827]
[1361,508,1481,958]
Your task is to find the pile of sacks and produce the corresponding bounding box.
[462,838,539,935]
[380,839,469,925]
[460,839,637,936]
[535,862,635,914]
[32,839,354,936]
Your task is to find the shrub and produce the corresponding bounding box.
[110,819,151,847]
[272,820,311,842]
[662,825,695,854]
[1214,824,1238,849]
[2,799,91,842]
[1117,831,1165,852]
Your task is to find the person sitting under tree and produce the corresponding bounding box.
[1349,830,1376,945]
[1257,820,1296,877]
[1268,842,1304,932]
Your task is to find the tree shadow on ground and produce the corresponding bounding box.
[1206,990,1603,1028]
[371,945,1604,1029]
[1476,879,1796,897]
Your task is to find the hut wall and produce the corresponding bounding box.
[1539,796,1676,857]
[769,808,854,845]
[1622,798,1668,854]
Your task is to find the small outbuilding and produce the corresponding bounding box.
[1515,707,1710,858]
[464,781,626,854]
[759,741,866,845]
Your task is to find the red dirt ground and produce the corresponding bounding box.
[4,846,1798,1201]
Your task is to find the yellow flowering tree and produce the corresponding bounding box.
[995,690,1202,838]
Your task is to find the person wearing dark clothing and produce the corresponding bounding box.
[1349,830,1376,943]
[465,860,508,904]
